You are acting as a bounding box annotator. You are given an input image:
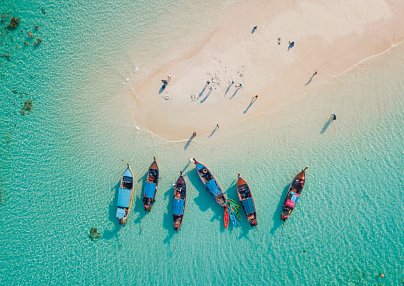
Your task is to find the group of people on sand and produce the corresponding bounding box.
[159,24,335,142]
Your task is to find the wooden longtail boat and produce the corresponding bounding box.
[281,167,308,221]
[223,207,229,229]
[143,157,159,212]
[116,164,134,224]
[173,171,186,230]
[236,174,258,226]
[193,158,227,208]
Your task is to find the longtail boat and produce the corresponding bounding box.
[193,158,227,208]
[223,207,229,229]
[116,164,134,224]
[236,174,258,226]
[143,157,159,212]
[173,171,186,230]
[281,167,308,221]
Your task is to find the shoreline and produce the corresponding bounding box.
[125,0,404,141]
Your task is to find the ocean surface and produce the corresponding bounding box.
[0,1,403,285]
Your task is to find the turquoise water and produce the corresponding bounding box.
[1,1,403,285]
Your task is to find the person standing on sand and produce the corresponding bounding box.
[251,95,258,102]
[192,132,197,138]
[162,75,171,86]
[215,124,219,130]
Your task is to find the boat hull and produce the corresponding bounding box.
[223,207,229,229]
[116,165,135,225]
[281,168,307,221]
[173,173,186,230]
[193,159,227,208]
[236,175,257,227]
[143,158,159,212]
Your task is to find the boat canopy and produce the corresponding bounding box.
[195,163,204,171]
[242,197,255,214]
[206,179,221,197]
[285,191,299,208]
[117,187,132,208]
[144,182,156,199]
[173,199,185,215]
[123,168,133,178]
[116,207,126,219]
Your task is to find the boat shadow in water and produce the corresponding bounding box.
[133,171,149,226]
[186,169,223,224]
[270,183,290,235]
[103,181,121,240]
[224,182,253,239]
[163,185,176,244]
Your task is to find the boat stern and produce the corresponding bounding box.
[144,203,152,212]
[249,218,258,227]
[174,219,181,231]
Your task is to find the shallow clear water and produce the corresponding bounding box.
[0,1,403,285]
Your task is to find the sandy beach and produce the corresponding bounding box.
[126,0,404,140]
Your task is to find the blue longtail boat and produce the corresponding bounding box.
[173,171,186,230]
[116,164,134,224]
[236,174,257,227]
[143,157,159,212]
[193,159,227,208]
[281,167,308,221]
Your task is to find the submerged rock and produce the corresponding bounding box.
[89,227,101,241]
[34,37,42,46]
[0,53,11,61]
[20,99,33,115]
[7,17,20,30]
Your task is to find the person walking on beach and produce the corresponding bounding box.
[252,26,258,33]
[192,132,197,138]
[161,75,171,87]
[215,124,219,130]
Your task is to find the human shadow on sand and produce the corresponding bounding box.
[320,117,333,134]
[224,82,233,96]
[269,183,290,235]
[198,84,208,99]
[243,98,257,114]
[184,138,192,150]
[305,75,315,86]
[200,88,212,103]
[103,181,122,240]
[230,87,241,99]
[209,127,219,138]
[184,135,196,150]
[159,85,166,94]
